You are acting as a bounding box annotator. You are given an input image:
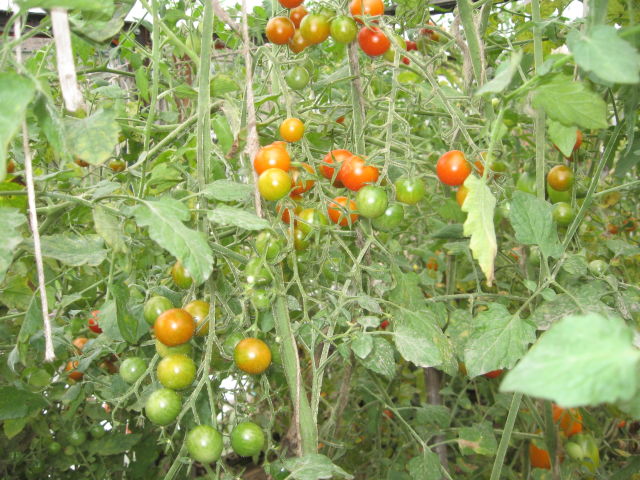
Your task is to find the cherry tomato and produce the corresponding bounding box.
[552,404,583,437]
[547,183,571,204]
[340,156,379,191]
[6,159,16,174]
[516,172,537,195]
[68,430,86,447]
[426,257,438,271]
[278,0,302,8]
[289,5,307,28]
[65,360,83,381]
[72,336,88,352]
[145,388,181,426]
[279,118,305,142]
[588,259,608,276]
[290,163,315,196]
[372,203,404,231]
[358,27,390,57]
[552,202,575,226]
[254,144,291,175]
[330,15,358,43]
[187,425,223,463]
[245,257,273,286]
[230,421,266,457]
[89,424,106,439]
[47,441,62,454]
[88,316,102,334]
[436,150,471,186]
[529,441,551,469]
[566,433,600,472]
[277,199,302,224]
[285,66,310,90]
[299,14,330,44]
[258,168,292,201]
[255,231,283,260]
[395,176,425,205]
[184,300,210,336]
[144,295,174,326]
[157,354,196,390]
[293,227,310,251]
[349,0,384,21]
[171,260,193,289]
[265,17,295,45]
[297,208,329,234]
[289,29,309,54]
[355,185,388,218]
[405,40,417,51]
[482,369,503,379]
[456,185,469,207]
[154,308,196,346]
[321,149,353,186]
[74,157,89,167]
[234,338,272,374]
[328,196,359,226]
[547,165,574,192]
[156,339,193,358]
[108,159,126,172]
[119,357,147,384]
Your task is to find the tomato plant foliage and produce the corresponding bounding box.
[0,0,639,479]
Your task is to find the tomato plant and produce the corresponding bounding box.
[290,163,315,196]
[529,441,551,470]
[372,203,404,231]
[297,207,329,234]
[547,164,574,192]
[171,261,193,289]
[349,0,384,20]
[258,168,292,201]
[284,65,310,90]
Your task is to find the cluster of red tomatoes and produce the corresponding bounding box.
[265,0,427,60]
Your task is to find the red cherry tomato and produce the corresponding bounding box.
[327,196,359,227]
[88,317,102,334]
[254,144,291,175]
[278,0,303,8]
[436,150,472,186]
[483,369,503,379]
[405,40,417,51]
[340,156,379,191]
[358,26,390,57]
[265,17,295,45]
[552,404,583,437]
[290,163,315,196]
[321,149,353,186]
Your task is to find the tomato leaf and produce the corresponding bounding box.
[509,191,562,258]
[476,50,523,95]
[93,206,128,254]
[532,74,608,130]
[458,421,497,456]
[500,313,640,407]
[461,176,497,286]
[0,72,36,182]
[69,0,135,43]
[351,333,373,359]
[464,303,536,377]
[31,234,108,266]
[360,338,396,378]
[16,0,109,11]
[547,119,578,157]
[208,205,270,231]
[0,386,47,420]
[283,453,354,480]
[0,208,26,283]
[3,417,27,439]
[88,433,143,455]
[33,94,66,157]
[133,198,213,285]
[135,67,150,102]
[212,114,233,154]
[407,451,442,480]
[66,109,121,165]
[567,25,640,85]
[201,180,253,202]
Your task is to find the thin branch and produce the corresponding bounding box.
[50,8,84,112]
[211,0,241,36]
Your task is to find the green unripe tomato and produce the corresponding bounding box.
[588,259,608,276]
[47,441,62,454]
[230,421,266,457]
[552,202,575,226]
[155,339,193,358]
[156,354,196,390]
[394,176,426,205]
[285,66,310,90]
[245,257,273,286]
[297,208,328,235]
[516,172,537,195]
[250,289,272,311]
[90,425,106,439]
[145,388,182,426]
[255,231,282,261]
[119,357,147,384]
[372,204,404,231]
[222,332,244,358]
[356,186,388,219]
[330,15,357,43]
[186,425,223,463]
[547,183,571,204]
[144,296,174,325]
[64,445,76,456]
[68,430,86,447]
[171,261,193,289]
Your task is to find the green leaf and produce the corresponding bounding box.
[135,67,150,102]
[476,50,523,95]
[407,451,442,480]
[33,234,107,266]
[17,0,109,11]
[393,310,454,370]
[509,191,562,258]
[210,74,238,97]
[0,386,47,420]
[500,313,640,407]
[458,421,497,456]
[415,405,451,428]
[389,271,427,313]
[201,180,253,202]
[361,338,396,378]
[69,0,135,43]
[464,303,536,377]
[461,176,497,285]
[33,94,66,156]
[89,433,142,455]
[133,198,213,286]
[93,206,127,253]
[283,454,353,480]
[351,333,373,359]
[615,134,640,177]
[547,119,578,157]
[3,417,27,439]
[212,114,233,154]
[66,109,120,165]
[208,205,270,231]
[562,254,588,276]
[567,25,640,85]
[0,208,26,283]
[532,74,608,130]
[0,72,36,182]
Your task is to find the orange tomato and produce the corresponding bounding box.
[290,163,315,196]
[289,5,308,28]
[254,144,291,175]
[72,337,89,352]
[321,149,353,186]
[456,185,469,207]
[279,118,305,142]
[289,29,309,54]
[277,200,302,224]
[552,404,583,437]
[278,0,303,7]
[66,361,83,381]
[265,17,295,45]
[349,0,384,22]
[529,442,551,469]
[154,308,196,346]
[327,196,358,226]
[340,156,379,191]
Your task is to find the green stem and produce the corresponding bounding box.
[490,392,523,480]
[531,0,546,201]
[347,42,366,155]
[197,0,214,194]
[458,0,485,86]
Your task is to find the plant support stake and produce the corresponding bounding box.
[50,8,84,112]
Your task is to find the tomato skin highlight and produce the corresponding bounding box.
[187,425,224,463]
[258,168,292,201]
[145,388,182,426]
[266,17,295,45]
[328,196,359,226]
[254,144,291,175]
[279,118,305,142]
[154,308,196,346]
[234,338,272,374]
[230,421,266,457]
[436,150,472,186]
[358,27,390,57]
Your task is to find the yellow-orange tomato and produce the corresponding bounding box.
[184,300,210,337]
[234,338,272,374]
[277,200,302,224]
[327,196,358,226]
[290,163,315,196]
[279,118,305,142]
[289,29,309,54]
[72,337,89,352]
[349,0,384,22]
[456,185,469,207]
[279,0,303,7]
[289,5,308,28]
[154,308,196,346]
[254,144,291,175]
[265,17,295,45]
[552,404,583,437]
[66,361,83,381]
[529,442,551,469]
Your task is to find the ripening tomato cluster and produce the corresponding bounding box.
[265,0,426,61]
